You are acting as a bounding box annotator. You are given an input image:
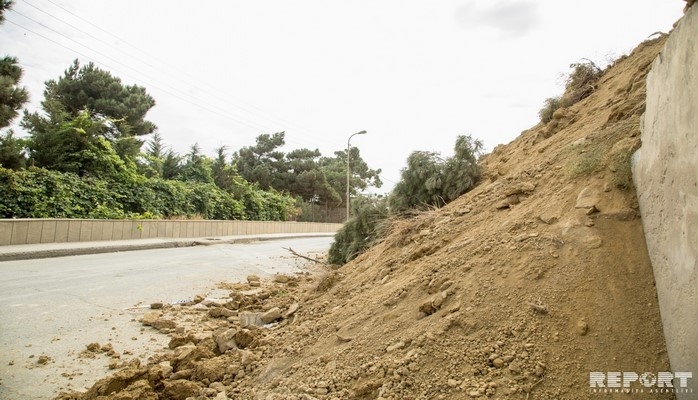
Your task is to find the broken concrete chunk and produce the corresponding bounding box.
[239,312,263,328]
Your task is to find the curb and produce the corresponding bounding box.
[0,233,335,262]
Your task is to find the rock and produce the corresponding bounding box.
[496,194,521,209]
[535,365,546,377]
[261,307,282,324]
[239,349,258,366]
[336,333,354,343]
[577,320,590,336]
[239,312,263,327]
[386,341,405,352]
[37,355,51,365]
[247,275,261,283]
[140,311,162,326]
[586,205,600,215]
[193,294,205,303]
[209,307,236,318]
[215,329,238,354]
[539,212,558,224]
[505,181,536,196]
[233,329,255,348]
[447,379,459,387]
[150,302,164,309]
[194,357,228,382]
[170,369,193,380]
[285,303,300,318]
[419,299,437,316]
[274,274,290,283]
[249,280,261,287]
[85,342,101,352]
[152,318,176,331]
[492,358,505,368]
[174,344,196,360]
[575,186,601,209]
[163,379,201,400]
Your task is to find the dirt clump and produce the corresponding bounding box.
[56,37,676,400]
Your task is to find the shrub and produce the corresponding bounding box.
[539,60,603,124]
[0,167,293,220]
[328,196,389,265]
[389,134,482,213]
[539,96,562,124]
[562,60,602,106]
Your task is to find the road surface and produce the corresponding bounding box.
[0,236,333,399]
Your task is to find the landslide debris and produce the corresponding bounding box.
[56,37,675,400]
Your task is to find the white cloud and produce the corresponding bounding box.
[455,0,541,37]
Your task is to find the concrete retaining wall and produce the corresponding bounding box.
[0,219,342,246]
[632,6,698,395]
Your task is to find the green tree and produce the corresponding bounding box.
[320,147,382,207]
[0,129,26,169]
[390,134,482,212]
[27,111,132,179]
[138,132,166,178]
[0,0,14,24]
[23,60,157,163]
[0,56,29,129]
[161,149,182,180]
[178,143,212,183]
[212,146,241,192]
[233,132,286,190]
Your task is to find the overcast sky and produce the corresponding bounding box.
[1,1,685,193]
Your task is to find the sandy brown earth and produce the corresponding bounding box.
[54,35,680,400]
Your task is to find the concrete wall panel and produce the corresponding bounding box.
[0,218,341,245]
[633,7,698,398]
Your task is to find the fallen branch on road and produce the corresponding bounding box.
[283,247,329,266]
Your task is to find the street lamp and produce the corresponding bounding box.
[346,130,367,221]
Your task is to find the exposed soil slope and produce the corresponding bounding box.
[57,36,676,400]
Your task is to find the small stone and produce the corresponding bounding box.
[586,205,600,215]
[492,358,505,368]
[85,342,101,352]
[386,341,405,352]
[419,299,437,316]
[246,275,261,283]
[150,302,164,309]
[261,307,282,324]
[336,333,354,343]
[285,303,300,318]
[37,355,50,365]
[140,311,162,326]
[577,320,589,336]
[274,274,290,283]
[447,379,459,387]
[535,365,546,377]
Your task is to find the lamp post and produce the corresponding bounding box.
[346,130,367,221]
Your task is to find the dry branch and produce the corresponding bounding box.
[283,247,328,266]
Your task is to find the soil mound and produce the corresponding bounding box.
[57,37,675,400]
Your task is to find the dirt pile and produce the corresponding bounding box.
[57,37,677,400]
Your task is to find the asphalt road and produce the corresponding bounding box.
[0,236,333,400]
